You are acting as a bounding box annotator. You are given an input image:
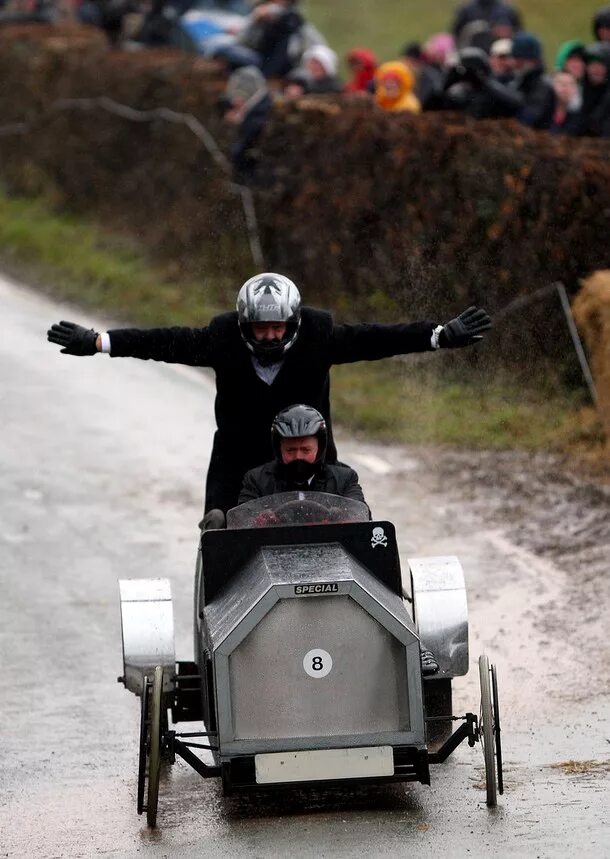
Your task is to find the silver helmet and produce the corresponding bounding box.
[236,272,302,363]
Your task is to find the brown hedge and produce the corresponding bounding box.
[0,25,609,367]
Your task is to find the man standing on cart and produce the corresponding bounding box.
[47,272,491,521]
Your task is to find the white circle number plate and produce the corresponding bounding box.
[303,648,332,678]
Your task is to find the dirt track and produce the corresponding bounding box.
[1,272,608,858]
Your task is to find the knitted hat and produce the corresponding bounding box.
[511,32,543,61]
[555,39,586,70]
[303,45,339,76]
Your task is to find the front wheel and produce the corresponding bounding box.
[146,666,164,828]
[479,654,497,807]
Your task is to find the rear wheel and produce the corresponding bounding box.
[479,655,497,807]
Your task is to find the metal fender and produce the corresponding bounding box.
[119,579,175,695]
[409,556,469,678]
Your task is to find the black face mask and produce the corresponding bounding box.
[280,459,318,484]
[252,338,286,366]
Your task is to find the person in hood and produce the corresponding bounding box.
[555,40,587,83]
[578,42,610,136]
[238,404,366,503]
[593,5,610,42]
[344,48,377,93]
[451,0,522,40]
[375,61,421,113]
[47,273,491,517]
[284,44,343,98]
[221,66,273,184]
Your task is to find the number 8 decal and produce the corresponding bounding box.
[303,648,332,678]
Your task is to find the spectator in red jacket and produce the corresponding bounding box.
[344,48,377,93]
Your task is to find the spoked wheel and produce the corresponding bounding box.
[478,654,503,806]
[136,667,165,828]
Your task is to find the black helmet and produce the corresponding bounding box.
[271,404,327,483]
[236,272,301,365]
[593,5,610,39]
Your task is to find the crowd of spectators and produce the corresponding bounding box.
[3,0,609,180]
[210,1,610,180]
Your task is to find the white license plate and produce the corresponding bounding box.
[255,746,394,785]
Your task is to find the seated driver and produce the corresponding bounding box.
[238,404,367,506]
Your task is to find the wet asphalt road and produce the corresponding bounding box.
[1,273,609,858]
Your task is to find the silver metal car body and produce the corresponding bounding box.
[202,541,425,759]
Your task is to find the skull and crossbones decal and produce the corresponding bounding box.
[371,527,388,548]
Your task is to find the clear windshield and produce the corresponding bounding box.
[226,491,370,529]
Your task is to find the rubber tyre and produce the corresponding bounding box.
[137,676,150,816]
[479,654,497,807]
[491,662,504,795]
[146,666,163,828]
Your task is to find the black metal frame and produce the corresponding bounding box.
[427,713,479,764]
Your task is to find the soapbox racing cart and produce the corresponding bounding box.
[118,492,503,827]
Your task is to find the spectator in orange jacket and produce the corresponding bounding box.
[375,61,421,113]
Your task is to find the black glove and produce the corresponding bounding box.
[439,306,491,348]
[47,320,99,355]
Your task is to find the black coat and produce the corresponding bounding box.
[514,66,556,129]
[238,461,366,505]
[257,9,303,78]
[108,307,436,511]
[577,83,610,137]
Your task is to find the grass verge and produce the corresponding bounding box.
[0,191,231,327]
[0,188,604,454]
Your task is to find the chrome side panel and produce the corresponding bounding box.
[409,556,469,678]
[119,578,175,695]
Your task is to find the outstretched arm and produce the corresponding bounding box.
[329,307,491,364]
[47,321,213,366]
